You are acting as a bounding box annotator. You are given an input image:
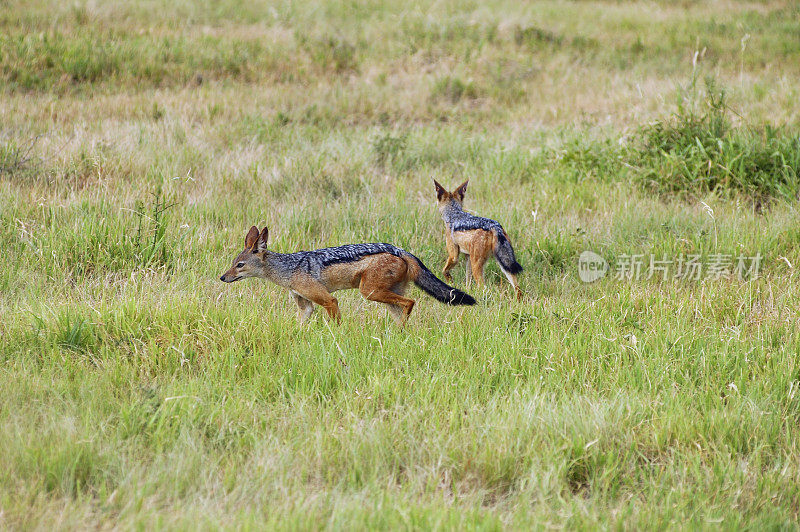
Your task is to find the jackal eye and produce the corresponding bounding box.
[236,262,245,268]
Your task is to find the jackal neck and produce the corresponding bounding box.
[258,251,293,285]
[440,200,466,228]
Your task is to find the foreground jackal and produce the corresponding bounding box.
[220,226,476,325]
[433,180,523,298]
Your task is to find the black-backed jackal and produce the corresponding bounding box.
[433,180,523,299]
[220,226,476,325]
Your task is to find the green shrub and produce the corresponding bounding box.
[556,138,623,183]
[628,78,800,202]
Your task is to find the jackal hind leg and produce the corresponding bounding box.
[469,252,488,288]
[359,272,415,326]
[385,282,412,324]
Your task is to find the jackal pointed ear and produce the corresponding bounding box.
[256,226,269,253]
[244,226,259,250]
[433,179,448,201]
[453,180,469,202]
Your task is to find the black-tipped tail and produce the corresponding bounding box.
[494,231,523,274]
[412,259,476,306]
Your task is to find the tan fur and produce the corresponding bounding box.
[443,228,495,288]
[285,253,417,324]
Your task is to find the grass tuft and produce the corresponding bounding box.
[55,315,95,353]
[431,75,480,103]
[298,34,359,74]
[0,133,41,180]
[371,131,408,170]
[132,190,177,269]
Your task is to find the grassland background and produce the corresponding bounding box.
[2,0,800,528]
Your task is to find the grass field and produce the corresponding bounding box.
[2,0,800,528]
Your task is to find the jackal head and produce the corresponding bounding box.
[433,179,468,211]
[219,226,269,283]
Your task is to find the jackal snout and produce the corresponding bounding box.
[220,262,248,282]
[220,271,238,283]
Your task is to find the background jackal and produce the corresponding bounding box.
[434,180,523,299]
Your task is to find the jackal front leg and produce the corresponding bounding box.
[442,231,459,281]
[293,292,315,323]
[294,279,341,323]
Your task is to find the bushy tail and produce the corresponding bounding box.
[493,230,523,274]
[405,255,476,306]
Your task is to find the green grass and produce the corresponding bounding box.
[2,0,800,529]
